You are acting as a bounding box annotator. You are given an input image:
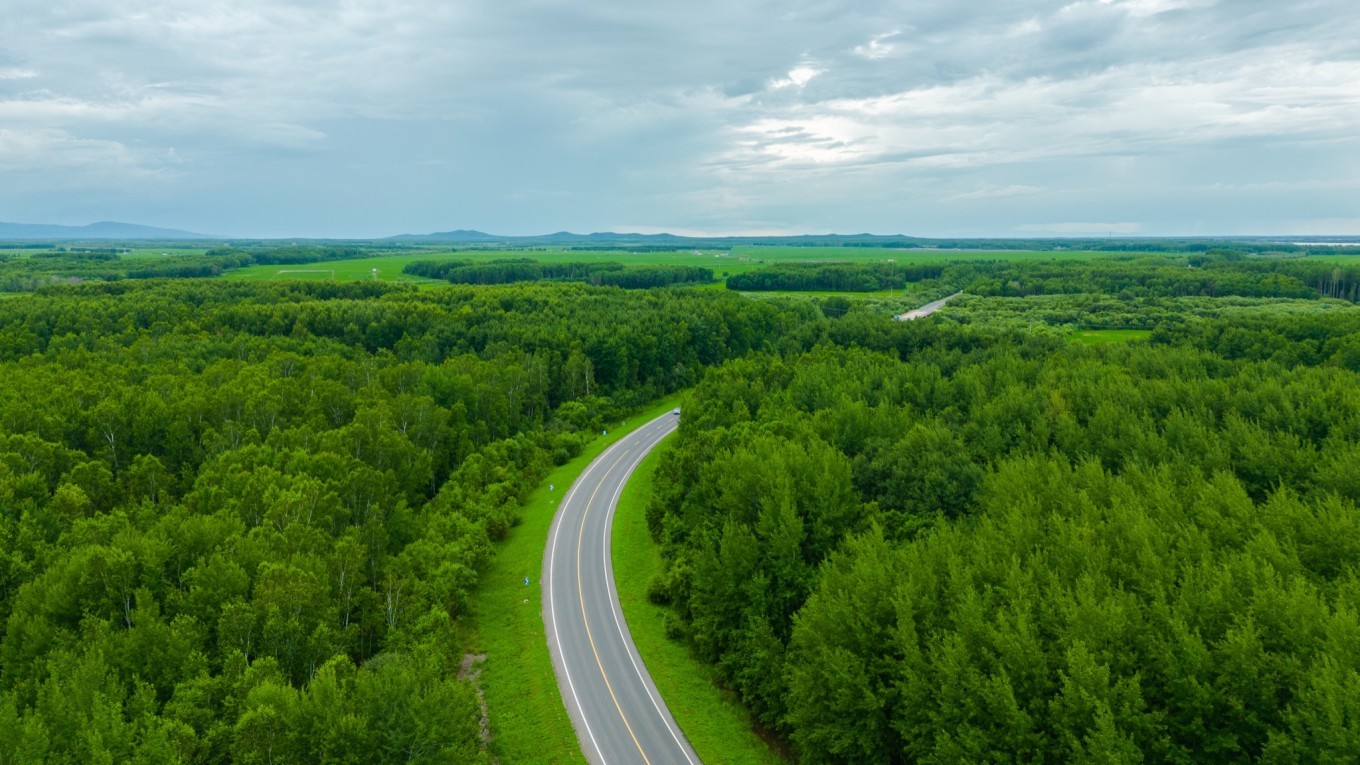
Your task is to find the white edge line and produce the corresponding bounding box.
[547,415,672,765]
[601,420,699,765]
[550,430,642,764]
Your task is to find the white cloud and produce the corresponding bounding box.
[0,0,1357,235]
[853,32,900,60]
[770,65,821,89]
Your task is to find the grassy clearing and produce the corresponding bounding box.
[1071,329,1154,345]
[613,440,791,765]
[473,396,682,764]
[223,253,453,283]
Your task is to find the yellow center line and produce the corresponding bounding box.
[577,426,660,765]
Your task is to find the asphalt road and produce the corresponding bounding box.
[542,411,700,765]
[896,290,964,320]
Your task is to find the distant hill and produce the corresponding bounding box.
[5,221,1352,250]
[386,229,505,243]
[385,229,693,245]
[384,229,933,248]
[384,230,1360,253]
[0,221,212,240]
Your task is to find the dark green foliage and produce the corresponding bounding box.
[650,313,1360,763]
[403,258,714,288]
[225,246,369,266]
[728,255,1360,305]
[963,256,1325,300]
[0,279,819,763]
[727,262,943,292]
[598,265,714,289]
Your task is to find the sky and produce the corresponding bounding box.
[2,0,1358,238]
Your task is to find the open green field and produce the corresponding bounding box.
[1070,328,1154,345]
[223,253,452,283]
[472,396,682,764]
[1301,252,1360,263]
[613,440,790,765]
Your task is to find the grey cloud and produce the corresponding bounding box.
[1,0,1357,236]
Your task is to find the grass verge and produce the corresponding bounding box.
[1070,328,1153,345]
[473,395,682,764]
[612,440,791,764]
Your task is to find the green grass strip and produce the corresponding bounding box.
[612,440,791,765]
[1069,328,1153,345]
[473,396,682,764]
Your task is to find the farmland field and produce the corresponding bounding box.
[223,253,456,282]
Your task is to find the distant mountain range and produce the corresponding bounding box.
[4,222,924,245]
[0,221,211,240]
[2,221,1355,248]
[385,229,931,247]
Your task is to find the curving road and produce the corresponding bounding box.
[542,411,699,765]
[896,290,963,321]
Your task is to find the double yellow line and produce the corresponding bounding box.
[575,430,657,764]
[548,414,692,765]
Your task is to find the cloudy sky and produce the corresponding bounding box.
[2,0,1358,238]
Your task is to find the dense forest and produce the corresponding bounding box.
[962,256,1360,301]
[402,258,714,288]
[726,263,945,292]
[3,253,1359,763]
[647,311,1360,763]
[0,279,817,762]
[731,254,1360,303]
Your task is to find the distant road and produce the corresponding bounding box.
[542,412,699,765]
[896,291,963,321]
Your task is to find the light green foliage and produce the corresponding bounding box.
[1070,329,1153,344]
